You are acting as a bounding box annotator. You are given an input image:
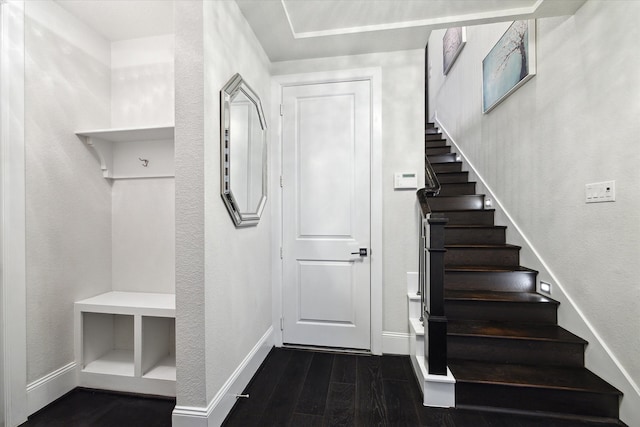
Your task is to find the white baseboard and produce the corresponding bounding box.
[410,354,455,408]
[382,331,410,355]
[172,326,274,427]
[26,362,77,415]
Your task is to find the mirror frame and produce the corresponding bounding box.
[220,73,268,227]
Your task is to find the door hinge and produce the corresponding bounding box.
[280,104,283,116]
[280,247,283,259]
[280,317,284,330]
[280,175,283,188]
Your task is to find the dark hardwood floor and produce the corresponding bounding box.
[19,388,174,427]
[224,347,625,427]
[20,347,624,426]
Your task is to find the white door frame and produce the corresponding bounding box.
[1,1,28,425]
[271,67,382,355]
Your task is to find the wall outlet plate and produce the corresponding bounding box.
[585,180,615,203]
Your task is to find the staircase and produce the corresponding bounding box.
[422,123,625,424]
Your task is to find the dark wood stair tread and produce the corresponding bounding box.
[445,243,521,250]
[445,289,558,305]
[449,360,622,395]
[445,224,506,230]
[448,320,587,344]
[445,265,535,273]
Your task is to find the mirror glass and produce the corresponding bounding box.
[221,73,267,227]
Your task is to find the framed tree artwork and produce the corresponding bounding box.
[443,27,466,75]
[482,20,536,113]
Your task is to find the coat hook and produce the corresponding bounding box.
[139,158,149,167]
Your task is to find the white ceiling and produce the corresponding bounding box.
[55,0,173,41]
[237,0,586,62]
[54,0,586,61]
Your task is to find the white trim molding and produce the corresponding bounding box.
[26,362,77,415]
[172,327,274,427]
[2,1,28,425]
[271,67,383,355]
[382,332,410,355]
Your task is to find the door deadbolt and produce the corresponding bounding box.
[351,248,368,257]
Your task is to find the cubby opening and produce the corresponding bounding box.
[82,313,134,377]
[142,316,176,381]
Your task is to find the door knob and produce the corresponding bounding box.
[351,248,368,257]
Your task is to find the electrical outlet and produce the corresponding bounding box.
[585,180,615,203]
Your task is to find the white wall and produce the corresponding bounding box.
[174,0,207,409]
[428,1,640,423]
[24,0,112,383]
[272,50,424,338]
[111,34,174,129]
[110,35,176,295]
[203,0,272,404]
[173,0,273,418]
[111,178,175,293]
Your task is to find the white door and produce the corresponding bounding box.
[282,80,371,350]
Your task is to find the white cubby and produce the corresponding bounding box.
[76,126,174,180]
[75,291,176,396]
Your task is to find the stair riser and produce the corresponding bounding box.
[444,228,505,244]
[425,132,444,139]
[427,153,457,163]
[438,210,495,225]
[436,172,469,183]
[431,162,463,173]
[445,270,536,293]
[425,146,452,155]
[425,138,446,147]
[438,183,477,196]
[448,336,585,367]
[427,195,484,211]
[445,301,557,324]
[445,247,520,267]
[456,383,620,419]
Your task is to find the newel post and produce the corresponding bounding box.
[426,215,448,375]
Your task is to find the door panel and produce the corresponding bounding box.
[282,80,371,350]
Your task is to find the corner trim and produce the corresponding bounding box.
[26,362,77,415]
[382,331,410,355]
[172,326,274,427]
[2,1,28,425]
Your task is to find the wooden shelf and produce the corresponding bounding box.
[76,126,174,179]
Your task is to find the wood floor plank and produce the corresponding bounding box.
[380,355,411,381]
[294,352,334,416]
[260,349,313,426]
[382,379,421,426]
[355,356,387,426]
[289,412,324,427]
[324,382,355,426]
[331,353,357,384]
[222,347,293,426]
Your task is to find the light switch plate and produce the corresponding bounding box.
[585,180,615,203]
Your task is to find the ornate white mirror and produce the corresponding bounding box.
[221,73,267,227]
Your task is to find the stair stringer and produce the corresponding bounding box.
[435,115,640,426]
